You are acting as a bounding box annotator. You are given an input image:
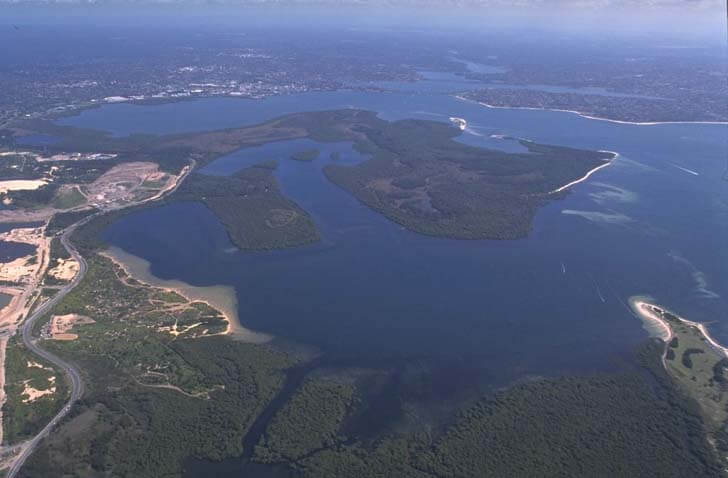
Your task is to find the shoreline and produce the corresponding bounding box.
[549,152,617,194]
[101,246,271,344]
[630,297,728,358]
[454,95,728,127]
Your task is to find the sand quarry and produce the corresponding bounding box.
[83,162,173,206]
[0,179,49,195]
[0,152,189,449]
[47,258,79,282]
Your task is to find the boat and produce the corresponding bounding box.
[449,117,467,131]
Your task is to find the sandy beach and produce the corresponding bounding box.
[0,180,49,195]
[549,152,618,194]
[629,298,673,342]
[102,246,271,344]
[630,297,728,358]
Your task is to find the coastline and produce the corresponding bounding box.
[101,246,271,344]
[548,152,617,194]
[454,95,728,127]
[630,297,728,358]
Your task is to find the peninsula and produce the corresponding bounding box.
[9,109,614,244]
[631,298,728,458]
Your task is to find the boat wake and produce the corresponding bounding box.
[670,163,699,176]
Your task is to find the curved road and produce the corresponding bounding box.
[6,162,193,478]
[6,216,93,478]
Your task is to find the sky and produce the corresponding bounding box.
[0,0,723,6]
[1,0,724,42]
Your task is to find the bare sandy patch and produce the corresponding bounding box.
[0,226,51,331]
[51,333,78,341]
[26,360,49,369]
[0,179,49,194]
[160,319,204,337]
[36,152,117,162]
[47,258,80,282]
[21,376,56,403]
[0,256,37,284]
[629,297,673,342]
[84,162,158,204]
[0,227,46,284]
[49,314,95,341]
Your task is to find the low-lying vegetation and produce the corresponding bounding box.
[20,254,299,477]
[254,374,357,463]
[281,344,720,478]
[324,119,611,239]
[3,336,69,444]
[174,165,319,250]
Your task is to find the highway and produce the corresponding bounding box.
[5,215,93,478]
[5,161,193,478]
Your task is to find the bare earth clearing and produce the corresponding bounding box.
[48,314,95,341]
[0,154,191,473]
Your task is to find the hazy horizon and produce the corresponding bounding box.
[1,2,725,42]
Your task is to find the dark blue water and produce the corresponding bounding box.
[0,293,12,310]
[17,134,62,146]
[0,222,44,234]
[0,241,36,263]
[65,77,727,381]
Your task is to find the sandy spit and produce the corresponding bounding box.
[102,246,271,344]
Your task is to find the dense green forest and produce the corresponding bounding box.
[20,337,722,477]
[20,338,297,478]
[324,119,612,240]
[269,343,720,478]
[254,374,357,463]
[174,164,319,250]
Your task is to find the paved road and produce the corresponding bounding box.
[6,215,93,478]
[6,162,193,477]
